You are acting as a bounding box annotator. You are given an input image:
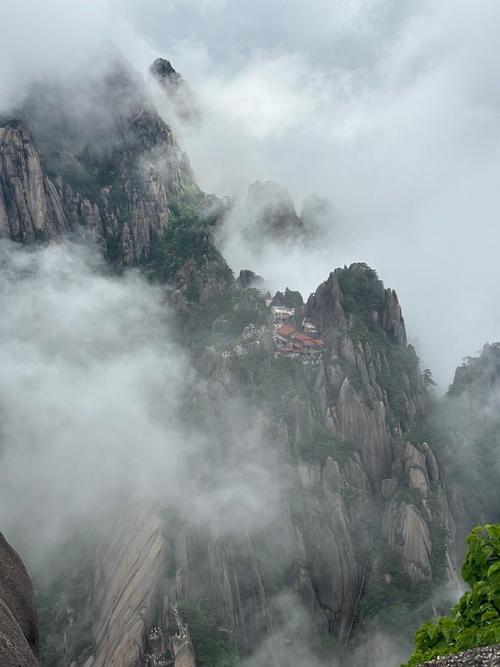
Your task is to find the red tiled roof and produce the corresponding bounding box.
[313,338,326,347]
[294,333,316,346]
[276,323,297,338]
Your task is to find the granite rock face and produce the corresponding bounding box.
[229,180,308,252]
[158,263,455,661]
[435,342,500,566]
[0,54,192,264]
[90,506,170,667]
[150,57,200,125]
[282,265,456,626]
[421,644,500,666]
[0,533,39,666]
[75,264,457,666]
[0,122,67,242]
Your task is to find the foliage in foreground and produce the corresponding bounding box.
[403,524,500,666]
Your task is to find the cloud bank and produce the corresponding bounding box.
[0,241,280,560]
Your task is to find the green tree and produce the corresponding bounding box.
[423,368,436,386]
[403,524,500,666]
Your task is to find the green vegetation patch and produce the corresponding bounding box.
[403,524,500,666]
[177,599,240,667]
[298,423,353,463]
[145,185,227,283]
[337,264,385,328]
[182,286,270,356]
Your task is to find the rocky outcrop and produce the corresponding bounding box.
[448,342,500,397]
[0,533,39,666]
[434,342,500,566]
[270,287,304,308]
[150,58,184,89]
[150,58,200,125]
[163,264,455,660]
[287,264,456,633]
[421,644,500,666]
[89,505,171,667]
[232,185,330,247]
[236,269,264,289]
[0,603,39,667]
[0,122,67,242]
[230,180,308,251]
[303,264,425,482]
[0,54,192,264]
[383,501,432,582]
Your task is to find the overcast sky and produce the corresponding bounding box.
[2,0,500,385]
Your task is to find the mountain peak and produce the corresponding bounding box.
[150,57,200,124]
[150,57,182,85]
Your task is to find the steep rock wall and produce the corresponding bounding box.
[90,506,171,667]
[0,56,191,264]
[0,533,39,666]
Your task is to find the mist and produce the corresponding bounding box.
[0,240,183,547]
[0,240,280,561]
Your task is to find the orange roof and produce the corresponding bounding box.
[313,338,326,347]
[276,323,297,338]
[294,332,315,346]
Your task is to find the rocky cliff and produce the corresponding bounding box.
[34,256,457,663]
[0,52,460,667]
[0,52,192,263]
[0,533,39,666]
[283,264,456,641]
[84,262,456,665]
[220,180,313,257]
[427,342,500,566]
[421,644,500,666]
[150,57,200,125]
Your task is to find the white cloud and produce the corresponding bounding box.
[0,241,280,557]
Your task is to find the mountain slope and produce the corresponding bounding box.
[0,52,192,263]
[0,54,460,666]
[0,533,39,667]
[63,265,458,666]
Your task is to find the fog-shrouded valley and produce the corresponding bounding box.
[1,2,500,667]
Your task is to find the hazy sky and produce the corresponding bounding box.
[2,0,500,385]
